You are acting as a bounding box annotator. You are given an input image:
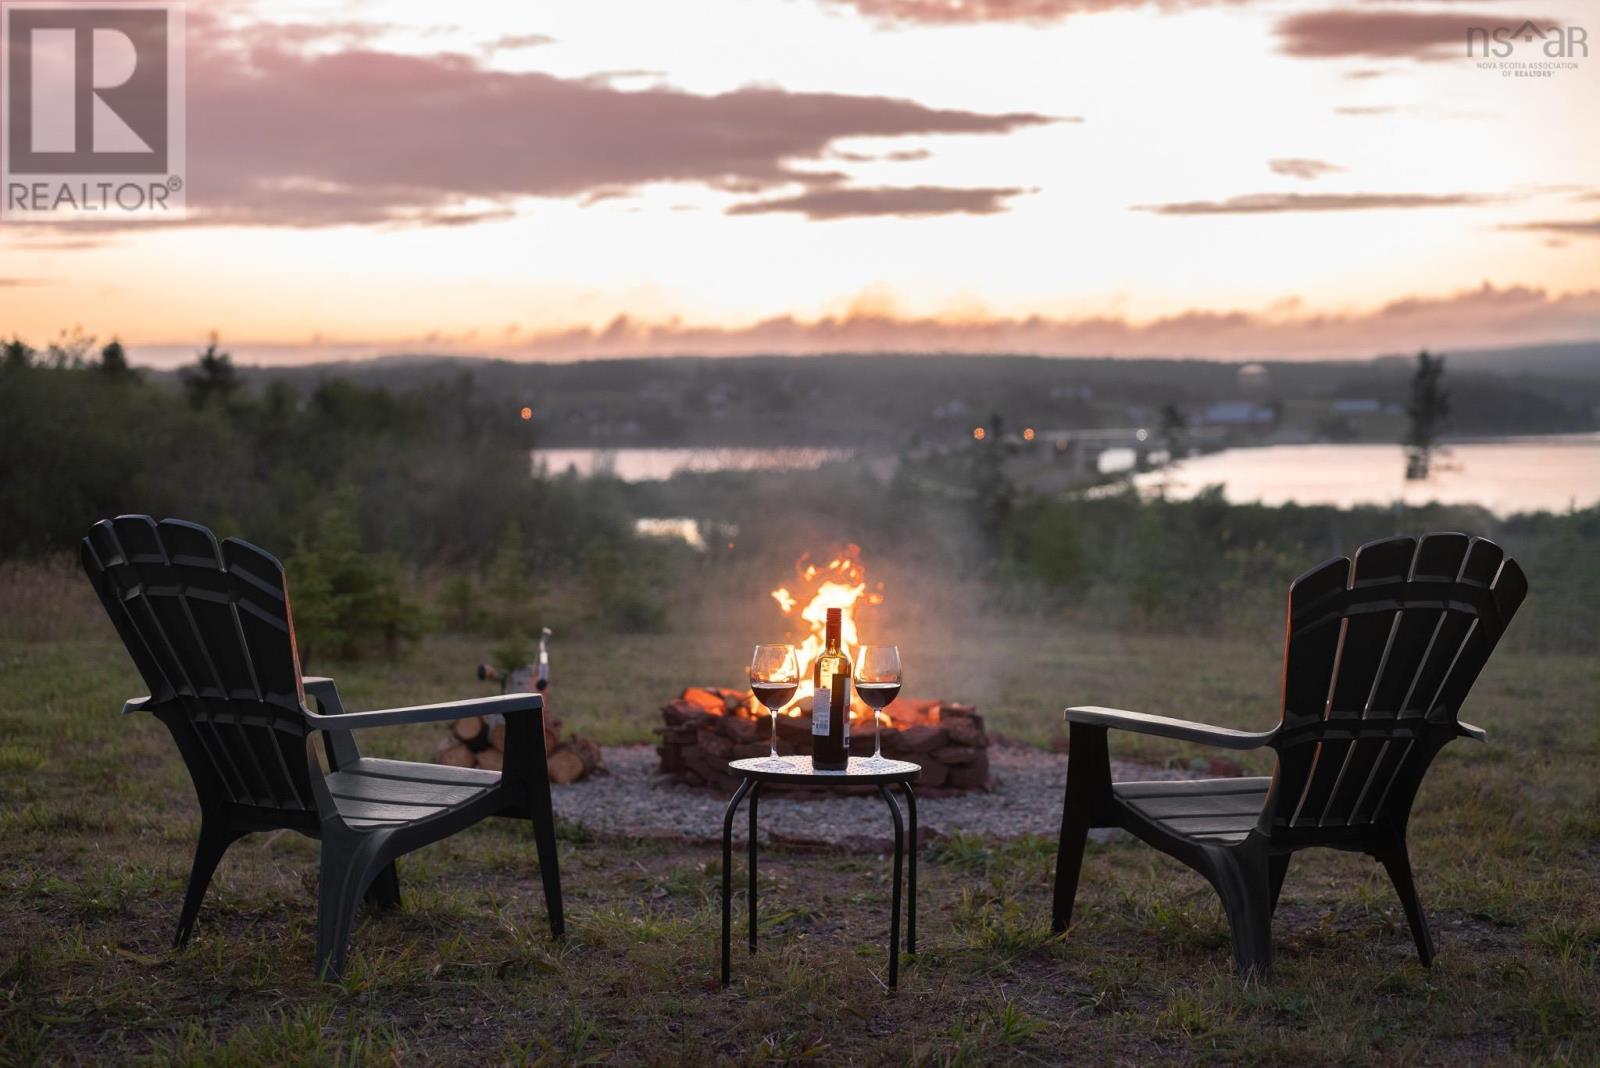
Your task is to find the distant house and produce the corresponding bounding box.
[933,399,970,420]
[1331,398,1381,415]
[1201,401,1275,427]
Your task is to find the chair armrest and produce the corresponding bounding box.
[302,676,345,715]
[1457,720,1487,743]
[302,677,359,768]
[121,696,152,716]
[1065,706,1274,750]
[307,692,542,730]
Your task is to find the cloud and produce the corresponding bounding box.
[1268,158,1344,180]
[160,283,1596,364]
[25,20,1052,231]
[728,185,1032,219]
[1276,9,1564,61]
[1334,105,1398,116]
[832,147,934,163]
[488,32,557,50]
[827,0,1260,26]
[0,278,48,287]
[1136,192,1497,214]
[512,283,1600,359]
[1501,217,1600,237]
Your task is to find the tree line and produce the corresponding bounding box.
[0,336,666,662]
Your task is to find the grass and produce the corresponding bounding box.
[1,592,1598,1064]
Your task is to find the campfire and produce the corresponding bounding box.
[656,546,993,796]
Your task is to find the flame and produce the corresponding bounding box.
[768,545,889,724]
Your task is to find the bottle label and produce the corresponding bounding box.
[813,682,830,735]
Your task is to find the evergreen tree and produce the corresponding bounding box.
[97,338,137,381]
[1158,403,1188,458]
[181,336,240,409]
[287,487,422,665]
[1,337,34,370]
[1404,350,1450,480]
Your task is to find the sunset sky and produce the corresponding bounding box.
[4,0,1600,365]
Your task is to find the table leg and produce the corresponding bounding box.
[901,783,917,955]
[748,781,761,955]
[877,784,904,990]
[721,778,753,987]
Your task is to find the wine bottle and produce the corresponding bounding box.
[811,607,852,770]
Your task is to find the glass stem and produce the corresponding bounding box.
[874,716,882,759]
[770,710,779,759]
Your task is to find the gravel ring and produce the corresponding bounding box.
[551,744,1203,851]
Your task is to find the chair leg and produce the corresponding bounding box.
[315,835,385,982]
[1377,843,1435,966]
[1268,853,1292,915]
[526,748,565,939]
[174,815,237,948]
[1051,803,1091,934]
[364,862,402,911]
[1213,849,1273,980]
[1052,724,1110,934]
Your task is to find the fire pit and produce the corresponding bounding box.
[655,546,993,797]
[656,687,991,796]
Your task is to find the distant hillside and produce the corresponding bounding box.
[1375,340,1600,379]
[155,344,1597,447]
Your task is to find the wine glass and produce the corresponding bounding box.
[749,644,799,769]
[855,645,902,766]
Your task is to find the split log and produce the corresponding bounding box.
[547,748,586,784]
[546,736,604,785]
[437,742,475,768]
[433,704,602,782]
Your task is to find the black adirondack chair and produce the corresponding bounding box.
[80,515,565,980]
[1051,532,1527,978]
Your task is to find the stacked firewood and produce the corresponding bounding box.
[656,687,992,797]
[436,712,603,784]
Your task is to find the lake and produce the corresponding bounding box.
[536,436,1598,516]
[533,446,849,481]
[1132,434,1599,516]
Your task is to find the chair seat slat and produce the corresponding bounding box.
[326,771,489,808]
[339,757,502,788]
[332,798,451,822]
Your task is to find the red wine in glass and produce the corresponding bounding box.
[856,681,901,709]
[855,645,902,765]
[749,644,799,769]
[751,682,798,710]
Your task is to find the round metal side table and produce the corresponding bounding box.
[720,755,920,990]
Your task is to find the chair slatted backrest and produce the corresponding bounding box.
[1264,533,1527,839]
[81,516,317,812]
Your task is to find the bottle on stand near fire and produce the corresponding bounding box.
[811,607,853,770]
